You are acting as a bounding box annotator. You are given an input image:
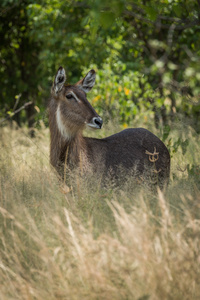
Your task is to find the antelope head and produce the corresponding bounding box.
[51,66,103,140]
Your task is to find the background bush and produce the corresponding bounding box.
[0,0,200,131]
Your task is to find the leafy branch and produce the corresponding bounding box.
[0,101,33,125]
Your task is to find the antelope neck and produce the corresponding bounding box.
[56,104,72,141]
[59,132,86,167]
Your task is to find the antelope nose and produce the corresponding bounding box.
[93,117,103,129]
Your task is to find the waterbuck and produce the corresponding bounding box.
[49,67,170,188]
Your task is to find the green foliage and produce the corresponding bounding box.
[86,60,160,125]
[161,125,189,157]
[0,0,200,133]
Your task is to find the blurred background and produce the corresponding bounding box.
[0,0,200,133]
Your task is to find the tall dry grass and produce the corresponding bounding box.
[0,122,200,300]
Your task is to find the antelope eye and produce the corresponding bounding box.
[66,93,73,99]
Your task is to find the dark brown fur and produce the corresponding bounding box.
[49,67,170,188]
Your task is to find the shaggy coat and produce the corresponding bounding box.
[49,67,170,187]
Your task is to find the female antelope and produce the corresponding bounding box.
[49,67,170,187]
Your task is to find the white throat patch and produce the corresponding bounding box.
[56,105,71,140]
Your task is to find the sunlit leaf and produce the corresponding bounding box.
[144,6,158,21]
[99,12,115,28]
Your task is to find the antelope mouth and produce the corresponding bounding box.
[87,117,103,129]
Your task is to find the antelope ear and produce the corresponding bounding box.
[53,66,66,94]
[76,69,96,93]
